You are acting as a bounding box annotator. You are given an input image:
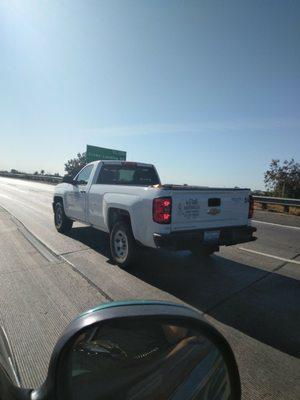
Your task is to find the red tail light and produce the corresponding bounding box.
[248,195,254,219]
[153,197,172,224]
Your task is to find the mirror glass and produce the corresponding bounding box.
[62,175,74,184]
[61,318,232,400]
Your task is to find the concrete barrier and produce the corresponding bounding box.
[0,172,63,185]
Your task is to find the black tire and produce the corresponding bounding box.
[110,220,138,268]
[54,201,73,233]
[191,245,218,257]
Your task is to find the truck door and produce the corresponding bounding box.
[65,164,94,221]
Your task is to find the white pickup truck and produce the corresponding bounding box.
[53,160,256,267]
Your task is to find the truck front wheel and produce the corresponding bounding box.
[110,221,138,268]
[54,201,73,233]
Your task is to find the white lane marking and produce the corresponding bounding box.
[0,183,28,193]
[0,177,54,192]
[238,247,300,265]
[0,193,13,200]
[0,193,50,217]
[252,220,300,231]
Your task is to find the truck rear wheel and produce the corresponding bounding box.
[110,221,138,268]
[54,201,73,233]
[191,245,218,257]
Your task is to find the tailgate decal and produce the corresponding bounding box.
[176,198,200,220]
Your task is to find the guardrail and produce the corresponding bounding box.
[0,172,63,184]
[252,195,300,214]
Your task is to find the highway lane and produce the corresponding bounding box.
[0,178,87,255]
[0,176,299,399]
[253,209,300,227]
[0,177,299,259]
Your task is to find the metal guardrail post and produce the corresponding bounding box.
[0,172,63,185]
[252,196,300,207]
[252,195,299,215]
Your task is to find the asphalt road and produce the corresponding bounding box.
[0,176,299,399]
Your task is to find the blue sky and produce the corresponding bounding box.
[0,0,299,189]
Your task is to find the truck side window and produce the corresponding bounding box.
[75,165,93,185]
[97,166,118,184]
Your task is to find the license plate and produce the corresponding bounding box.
[204,230,220,243]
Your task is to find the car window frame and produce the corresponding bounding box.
[74,165,93,186]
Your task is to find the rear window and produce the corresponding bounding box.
[97,164,160,186]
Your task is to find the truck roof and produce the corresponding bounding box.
[88,160,154,168]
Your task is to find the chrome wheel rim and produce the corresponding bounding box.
[113,230,128,261]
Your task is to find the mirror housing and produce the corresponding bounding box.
[31,301,241,400]
[0,326,21,387]
[0,326,32,400]
[62,175,76,184]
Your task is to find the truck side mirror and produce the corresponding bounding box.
[62,175,75,184]
[30,301,241,400]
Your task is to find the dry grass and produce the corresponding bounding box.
[289,206,300,216]
[254,202,300,216]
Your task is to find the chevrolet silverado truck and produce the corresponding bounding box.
[53,161,256,267]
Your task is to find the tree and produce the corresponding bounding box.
[64,152,86,176]
[264,159,300,198]
[40,169,45,175]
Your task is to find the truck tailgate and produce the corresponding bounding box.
[171,189,250,231]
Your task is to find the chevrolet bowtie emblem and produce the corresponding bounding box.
[207,207,220,215]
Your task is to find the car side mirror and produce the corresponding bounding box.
[62,175,76,184]
[28,301,241,400]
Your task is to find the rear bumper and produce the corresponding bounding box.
[153,225,257,250]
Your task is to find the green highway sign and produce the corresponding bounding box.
[86,145,127,163]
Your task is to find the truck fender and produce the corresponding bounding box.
[102,193,140,237]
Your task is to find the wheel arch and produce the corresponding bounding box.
[53,195,63,204]
[107,207,132,233]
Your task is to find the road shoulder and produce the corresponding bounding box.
[0,207,107,388]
